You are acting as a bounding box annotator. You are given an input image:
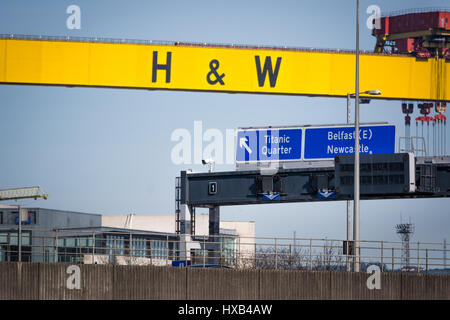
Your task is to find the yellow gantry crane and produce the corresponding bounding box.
[0,34,448,102]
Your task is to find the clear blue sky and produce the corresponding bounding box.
[0,0,449,243]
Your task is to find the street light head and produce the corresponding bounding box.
[364,90,381,95]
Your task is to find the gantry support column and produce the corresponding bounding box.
[208,206,220,265]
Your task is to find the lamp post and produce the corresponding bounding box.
[346,94,351,272]
[354,0,361,272]
[347,90,380,272]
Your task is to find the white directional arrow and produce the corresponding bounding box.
[239,137,252,154]
[318,189,335,198]
[263,193,279,200]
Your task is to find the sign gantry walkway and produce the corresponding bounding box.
[0,186,49,201]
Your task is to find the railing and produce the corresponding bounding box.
[0,227,448,273]
[0,34,407,57]
[398,136,426,156]
[0,33,175,46]
[381,7,450,18]
[250,237,448,273]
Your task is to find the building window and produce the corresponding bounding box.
[0,231,32,262]
[0,212,3,224]
[0,231,7,244]
[173,241,179,259]
[45,248,57,263]
[131,236,147,257]
[65,238,76,248]
[56,236,97,263]
[21,233,30,246]
[220,237,236,266]
[105,234,125,263]
[151,240,167,260]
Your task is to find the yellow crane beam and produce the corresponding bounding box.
[0,36,448,101]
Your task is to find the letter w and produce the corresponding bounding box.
[255,56,282,87]
[261,305,272,314]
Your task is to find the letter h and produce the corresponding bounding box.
[152,51,172,83]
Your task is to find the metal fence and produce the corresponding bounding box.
[381,7,450,18]
[250,236,449,273]
[0,34,405,56]
[0,227,448,273]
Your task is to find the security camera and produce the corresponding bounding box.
[202,158,213,165]
[202,158,215,172]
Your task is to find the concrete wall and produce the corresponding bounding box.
[0,262,449,300]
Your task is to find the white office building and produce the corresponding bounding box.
[102,214,255,267]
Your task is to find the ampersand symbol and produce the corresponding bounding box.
[207,59,225,85]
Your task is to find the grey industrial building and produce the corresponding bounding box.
[0,205,179,264]
[0,205,254,266]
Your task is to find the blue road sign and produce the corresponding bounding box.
[303,125,395,160]
[317,190,335,199]
[262,193,281,201]
[236,128,302,162]
[172,260,191,267]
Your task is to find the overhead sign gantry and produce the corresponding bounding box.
[181,153,450,207]
[177,152,450,264]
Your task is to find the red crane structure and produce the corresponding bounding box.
[374,8,449,155]
[435,102,447,155]
[372,8,450,58]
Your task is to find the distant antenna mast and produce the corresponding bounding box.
[396,221,415,269]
